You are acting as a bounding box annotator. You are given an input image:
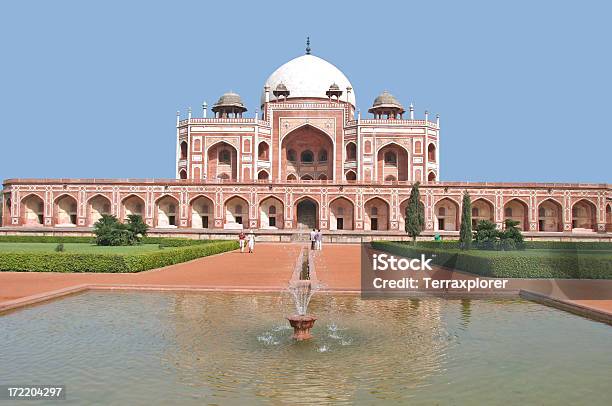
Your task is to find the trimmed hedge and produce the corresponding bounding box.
[0,240,238,273]
[372,241,612,279]
[0,235,218,247]
[408,240,612,251]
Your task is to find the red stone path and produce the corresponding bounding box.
[1,243,611,323]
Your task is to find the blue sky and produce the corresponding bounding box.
[0,1,610,182]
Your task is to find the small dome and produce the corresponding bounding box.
[372,90,403,109]
[212,91,247,114]
[328,82,340,91]
[275,83,288,92]
[213,92,245,108]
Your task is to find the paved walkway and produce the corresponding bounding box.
[1,243,611,322]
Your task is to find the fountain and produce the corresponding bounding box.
[287,246,319,340]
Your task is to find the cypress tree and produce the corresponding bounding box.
[405,182,425,244]
[459,192,472,250]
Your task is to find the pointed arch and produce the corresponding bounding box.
[257,170,270,180]
[281,124,334,181]
[503,198,528,231]
[87,194,112,226]
[190,195,214,228]
[20,193,45,226]
[376,142,409,182]
[121,194,145,221]
[571,198,597,231]
[434,197,459,231]
[207,141,238,181]
[345,170,357,182]
[471,197,495,229]
[329,196,354,230]
[224,195,249,229]
[294,196,319,230]
[427,143,436,162]
[537,198,563,232]
[606,202,612,232]
[259,195,284,229]
[364,196,390,231]
[155,195,179,228]
[345,141,357,161]
[258,141,270,161]
[427,171,436,182]
[54,193,78,226]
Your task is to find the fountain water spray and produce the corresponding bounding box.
[287,245,319,340]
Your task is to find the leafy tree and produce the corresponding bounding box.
[405,182,424,244]
[473,220,499,250]
[459,192,472,250]
[500,219,525,250]
[93,214,140,246]
[126,214,148,243]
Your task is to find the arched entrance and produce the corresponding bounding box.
[607,203,612,232]
[191,196,213,228]
[538,199,562,232]
[259,197,284,229]
[224,196,249,229]
[21,194,44,226]
[571,199,597,231]
[434,198,459,231]
[377,143,409,181]
[329,197,354,230]
[156,196,179,227]
[207,142,238,181]
[281,125,334,181]
[471,198,494,228]
[296,198,318,229]
[365,197,390,231]
[54,195,78,226]
[503,198,528,231]
[121,195,145,221]
[87,195,111,226]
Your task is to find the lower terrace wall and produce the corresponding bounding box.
[2,180,611,236]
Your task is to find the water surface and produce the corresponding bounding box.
[1,292,610,405]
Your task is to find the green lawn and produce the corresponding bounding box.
[0,243,161,254]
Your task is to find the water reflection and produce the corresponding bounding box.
[166,293,449,404]
[1,292,611,405]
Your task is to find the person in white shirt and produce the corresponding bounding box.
[247,231,255,253]
[315,229,323,250]
[309,228,316,250]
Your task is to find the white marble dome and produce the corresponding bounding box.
[261,54,356,106]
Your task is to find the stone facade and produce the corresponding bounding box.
[2,51,611,237]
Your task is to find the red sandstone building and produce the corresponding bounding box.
[2,46,611,240]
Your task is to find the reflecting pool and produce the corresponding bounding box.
[1,292,611,405]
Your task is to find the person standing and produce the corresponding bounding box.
[247,231,255,253]
[316,229,323,250]
[309,228,316,250]
[238,231,246,253]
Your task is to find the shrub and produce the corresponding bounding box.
[0,240,238,273]
[55,243,65,252]
[93,214,151,246]
[473,220,499,250]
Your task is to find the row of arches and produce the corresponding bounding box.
[178,126,439,183]
[432,197,603,232]
[11,193,611,232]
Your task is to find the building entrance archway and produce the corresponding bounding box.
[296,198,317,229]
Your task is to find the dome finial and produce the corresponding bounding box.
[305,36,311,55]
